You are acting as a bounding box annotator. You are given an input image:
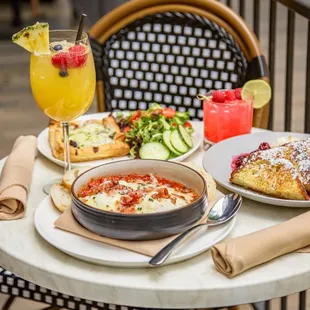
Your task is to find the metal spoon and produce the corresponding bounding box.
[149,193,242,267]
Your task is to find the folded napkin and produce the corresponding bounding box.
[211,210,310,278]
[0,136,37,220]
[54,193,221,257]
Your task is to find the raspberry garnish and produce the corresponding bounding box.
[235,88,242,100]
[68,45,87,67]
[231,153,250,171]
[212,90,225,103]
[51,52,69,69]
[258,142,271,151]
[69,45,85,53]
[51,45,87,69]
[225,90,236,101]
[234,155,247,169]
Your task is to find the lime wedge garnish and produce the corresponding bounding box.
[241,79,272,109]
[12,22,50,55]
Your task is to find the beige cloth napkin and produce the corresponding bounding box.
[0,136,37,220]
[54,193,221,257]
[211,210,310,278]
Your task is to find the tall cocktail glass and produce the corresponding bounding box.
[30,30,96,192]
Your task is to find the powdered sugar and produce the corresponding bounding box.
[289,139,310,183]
[243,138,310,182]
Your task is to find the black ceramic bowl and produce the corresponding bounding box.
[71,159,208,240]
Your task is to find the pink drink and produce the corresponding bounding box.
[203,90,253,143]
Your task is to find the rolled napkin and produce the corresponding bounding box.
[0,136,37,220]
[211,210,310,278]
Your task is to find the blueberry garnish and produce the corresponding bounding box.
[59,70,69,78]
[53,44,63,51]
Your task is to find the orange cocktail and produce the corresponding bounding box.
[30,31,95,122]
[13,23,96,193]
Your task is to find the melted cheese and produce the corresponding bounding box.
[85,192,121,212]
[134,190,191,214]
[118,180,141,191]
[84,184,195,214]
[69,123,115,147]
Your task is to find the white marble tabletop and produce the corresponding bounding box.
[1,123,310,309]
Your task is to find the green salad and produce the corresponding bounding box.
[115,103,194,160]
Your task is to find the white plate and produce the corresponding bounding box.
[37,112,203,168]
[34,195,235,268]
[203,131,310,208]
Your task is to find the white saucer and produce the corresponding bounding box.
[37,112,203,168]
[203,131,310,208]
[34,195,236,268]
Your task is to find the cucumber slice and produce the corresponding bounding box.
[139,142,170,160]
[178,125,193,148]
[171,130,188,153]
[163,131,182,156]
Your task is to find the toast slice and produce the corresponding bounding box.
[230,157,309,200]
[50,184,71,212]
[181,162,217,201]
[230,143,310,200]
[283,139,310,192]
[62,167,91,191]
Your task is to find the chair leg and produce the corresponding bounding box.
[2,296,15,310]
[281,296,287,310]
[41,307,62,310]
[299,291,307,310]
[229,305,255,310]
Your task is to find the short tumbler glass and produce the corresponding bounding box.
[203,90,253,143]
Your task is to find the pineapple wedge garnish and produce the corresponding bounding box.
[12,22,50,55]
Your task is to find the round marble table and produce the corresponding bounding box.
[1,124,310,309]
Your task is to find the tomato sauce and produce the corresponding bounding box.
[78,173,199,214]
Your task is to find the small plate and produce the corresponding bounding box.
[203,131,310,208]
[37,112,203,168]
[34,195,235,267]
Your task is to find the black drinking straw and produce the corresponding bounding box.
[75,14,87,43]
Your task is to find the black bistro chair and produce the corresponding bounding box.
[89,0,269,128]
